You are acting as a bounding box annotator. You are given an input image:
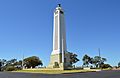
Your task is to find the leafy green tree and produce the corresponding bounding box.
[101,58,107,64]
[0,59,7,66]
[0,59,7,71]
[0,62,1,67]
[6,59,17,66]
[24,56,43,68]
[13,60,22,69]
[0,59,23,71]
[82,54,91,67]
[91,56,107,68]
[14,60,22,66]
[69,52,79,65]
[89,57,96,68]
[93,56,101,68]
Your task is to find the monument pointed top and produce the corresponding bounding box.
[58,4,61,7]
[55,4,63,11]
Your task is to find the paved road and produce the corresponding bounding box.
[0,70,120,78]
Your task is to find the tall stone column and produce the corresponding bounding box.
[48,4,71,70]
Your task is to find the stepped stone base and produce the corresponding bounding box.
[48,52,72,70]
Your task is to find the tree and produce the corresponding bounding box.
[24,56,43,68]
[93,56,101,68]
[6,59,17,66]
[91,56,107,68]
[69,52,79,65]
[0,59,7,71]
[0,59,23,71]
[89,57,96,67]
[13,60,22,69]
[82,54,91,67]
[0,60,2,71]
[118,62,120,67]
[0,59,7,66]
[101,58,107,63]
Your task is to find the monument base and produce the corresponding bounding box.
[48,52,72,70]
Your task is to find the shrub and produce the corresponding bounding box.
[6,66,17,71]
[101,64,112,69]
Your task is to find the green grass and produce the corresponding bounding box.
[13,69,99,74]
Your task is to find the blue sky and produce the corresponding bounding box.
[0,0,120,66]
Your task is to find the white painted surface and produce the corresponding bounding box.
[51,5,67,55]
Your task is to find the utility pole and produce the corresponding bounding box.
[98,48,102,69]
[98,48,101,57]
[22,54,24,70]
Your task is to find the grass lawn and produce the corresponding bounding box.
[13,69,100,74]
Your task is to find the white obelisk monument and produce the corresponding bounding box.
[48,4,71,70]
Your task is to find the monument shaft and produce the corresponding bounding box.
[52,5,66,55]
[48,4,71,70]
